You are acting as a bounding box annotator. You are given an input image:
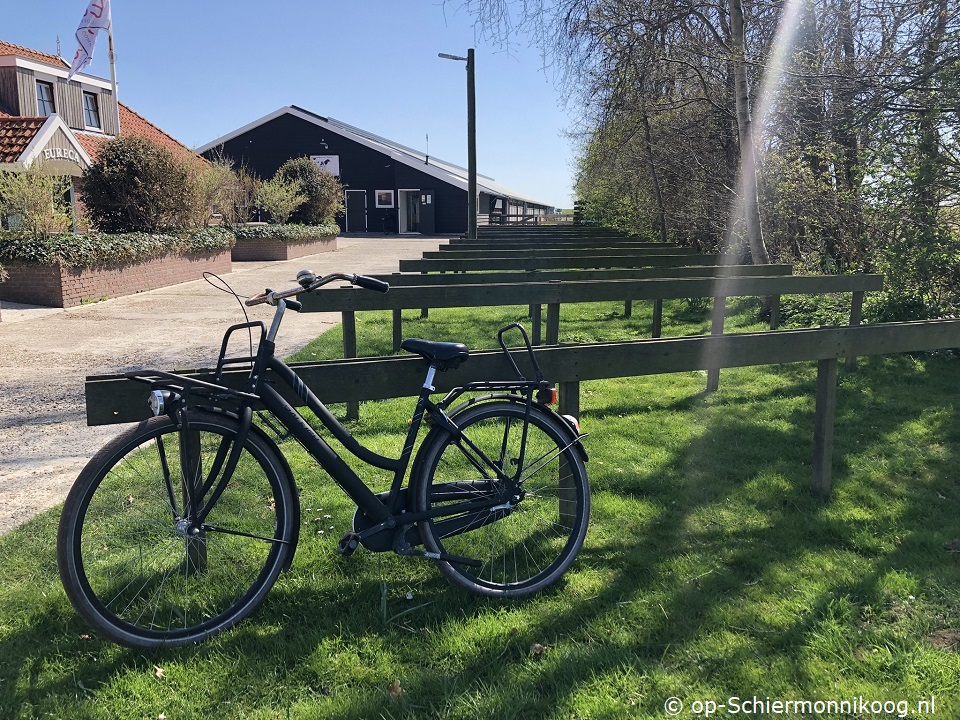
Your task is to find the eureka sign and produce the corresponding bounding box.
[42,147,84,165]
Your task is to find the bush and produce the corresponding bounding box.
[0,163,72,237]
[82,136,203,233]
[275,157,344,224]
[197,155,261,226]
[0,226,234,269]
[257,177,306,224]
[232,222,339,243]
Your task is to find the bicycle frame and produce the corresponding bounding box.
[129,300,551,559]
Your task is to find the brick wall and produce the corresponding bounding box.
[0,250,232,308]
[231,235,337,261]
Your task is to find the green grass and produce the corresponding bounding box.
[3,301,960,718]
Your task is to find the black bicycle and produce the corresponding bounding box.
[57,271,590,648]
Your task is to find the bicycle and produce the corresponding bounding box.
[57,271,590,648]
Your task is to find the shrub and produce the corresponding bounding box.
[232,222,339,243]
[197,155,261,226]
[0,226,234,269]
[0,162,72,237]
[275,157,344,224]
[257,176,306,224]
[82,136,203,232]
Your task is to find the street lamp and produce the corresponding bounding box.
[439,49,477,240]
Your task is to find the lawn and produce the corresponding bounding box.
[2,299,959,719]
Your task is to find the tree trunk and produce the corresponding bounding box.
[642,112,669,244]
[728,0,770,265]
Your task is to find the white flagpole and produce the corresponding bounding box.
[107,2,120,136]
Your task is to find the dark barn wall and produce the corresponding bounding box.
[395,163,467,234]
[205,113,467,234]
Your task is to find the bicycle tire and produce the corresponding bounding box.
[415,400,590,596]
[57,411,296,648]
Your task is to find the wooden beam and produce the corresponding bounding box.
[86,319,960,426]
[374,265,794,287]
[300,275,883,314]
[399,255,722,272]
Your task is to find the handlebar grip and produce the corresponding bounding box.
[353,275,390,293]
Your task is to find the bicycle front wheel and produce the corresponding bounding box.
[415,401,590,596]
[57,412,296,648]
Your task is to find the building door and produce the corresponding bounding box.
[345,190,367,232]
[419,189,435,234]
[398,189,420,233]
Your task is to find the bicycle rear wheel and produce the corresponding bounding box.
[57,411,296,648]
[415,401,590,596]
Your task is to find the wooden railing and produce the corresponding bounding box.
[399,254,722,272]
[84,319,960,497]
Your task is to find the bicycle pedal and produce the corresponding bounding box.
[336,532,361,556]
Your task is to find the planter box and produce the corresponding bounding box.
[0,250,231,308]
[231,234,337,262]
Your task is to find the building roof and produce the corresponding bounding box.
[75,103,201,164]
[0,117,46,162]
[198,105,554,208]
[0,38,200,167]
[0,40,68,67]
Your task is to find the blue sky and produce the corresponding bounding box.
[6,1,579,208]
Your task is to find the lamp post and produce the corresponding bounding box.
[439,49,477,240]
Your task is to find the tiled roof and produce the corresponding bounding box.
[0,117,46,163]
[75,103,202,165]
[0,40,68,68]
[0,39,201,168]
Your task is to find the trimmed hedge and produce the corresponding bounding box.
[232,223,339,243]
[0,227,235,270]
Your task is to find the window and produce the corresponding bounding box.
[82,91,101,129]
[36,81,56,116]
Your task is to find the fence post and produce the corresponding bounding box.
[770,295,781,330]
[420,272,429,318]
[706,296,726,392]
[392,309,403,352]
[558,381,580,419]
[845,291,865,370]
[342,310,359,421]
[812,357,838,497]
[624,299,633,318]
[531,305,542,346]
[652,299,663,338]
[546,303,561,345]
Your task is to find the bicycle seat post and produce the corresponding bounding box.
[423,364,438,392]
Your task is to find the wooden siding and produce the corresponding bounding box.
[95,87,118,135]
[0,67,20,114]
[16,68,37,115]
[206,113,472,234]
[55,78,83,128]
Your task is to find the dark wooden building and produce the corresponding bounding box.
[198,105,554,235]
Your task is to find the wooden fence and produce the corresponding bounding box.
[399,255,722,273]
[84,319,960,498]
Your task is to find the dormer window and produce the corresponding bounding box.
[36,80,56,116]
[83,91,101,129]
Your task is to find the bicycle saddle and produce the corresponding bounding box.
[401,338,470,370]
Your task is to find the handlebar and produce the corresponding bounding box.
[244,271,390,308]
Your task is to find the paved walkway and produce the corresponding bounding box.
[0,236,446,533]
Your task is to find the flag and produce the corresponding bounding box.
[66,0,112,81]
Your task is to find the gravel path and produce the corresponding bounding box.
[0,236,444,534]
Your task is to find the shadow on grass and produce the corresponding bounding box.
[2,355,960,718]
